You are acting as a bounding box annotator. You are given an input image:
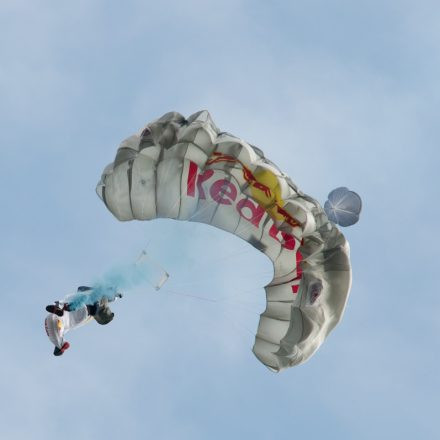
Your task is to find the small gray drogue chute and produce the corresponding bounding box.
[324,187,362,227]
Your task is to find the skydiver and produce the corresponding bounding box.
[44,286,122,356]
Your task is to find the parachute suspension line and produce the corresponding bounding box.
[171,248,257,286]
[186,198,220,222]
[218,298,263,315]
[131,215,273,308]
[156,287,258,344]
[153,152,283,247]
[132,172,276,302]
[134,176,278,276]
[160,288,218,303]
[174,190,274,276]
[169,271,270,289]
[171,289,256,346]
[170,271,273,293]
[215,285,266,301]
[182,196,278,272]
[159,283,265,314]
[215,287,267,309]
[170,288,257,343]
[215,306,256,341]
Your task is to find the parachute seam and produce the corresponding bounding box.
[254,334,281,346]
[261,313,290,322]
[154,144,164,217]
[177,144,190,219]
[127,159,135,219]
[102,185,108,210]
[209,176,232,223]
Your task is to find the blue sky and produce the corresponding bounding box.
[1,1,439,439]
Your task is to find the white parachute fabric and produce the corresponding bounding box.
[96,110,352,372]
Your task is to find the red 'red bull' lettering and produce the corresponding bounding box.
[269,224,296,251]
[236,198,265,227]
[187,161,198,197]
[196,169,214,199]
[210,179,237,205]
[187,161,303,295]
[187,161,298,251]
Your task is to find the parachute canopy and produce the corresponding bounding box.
[324,187,362,227]
[96,110,352,372]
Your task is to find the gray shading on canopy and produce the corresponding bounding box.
[96,110,352,372]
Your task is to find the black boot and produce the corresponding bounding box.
[53,342,70,356]
[46,304,64,317]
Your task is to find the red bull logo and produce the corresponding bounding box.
[205,153,301,228]
[207,152,274,198]
[186,160,300,252]
[187,159,303,296]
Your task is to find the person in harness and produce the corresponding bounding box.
[44,286,122,356]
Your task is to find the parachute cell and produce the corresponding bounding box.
[96,111,352,372]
